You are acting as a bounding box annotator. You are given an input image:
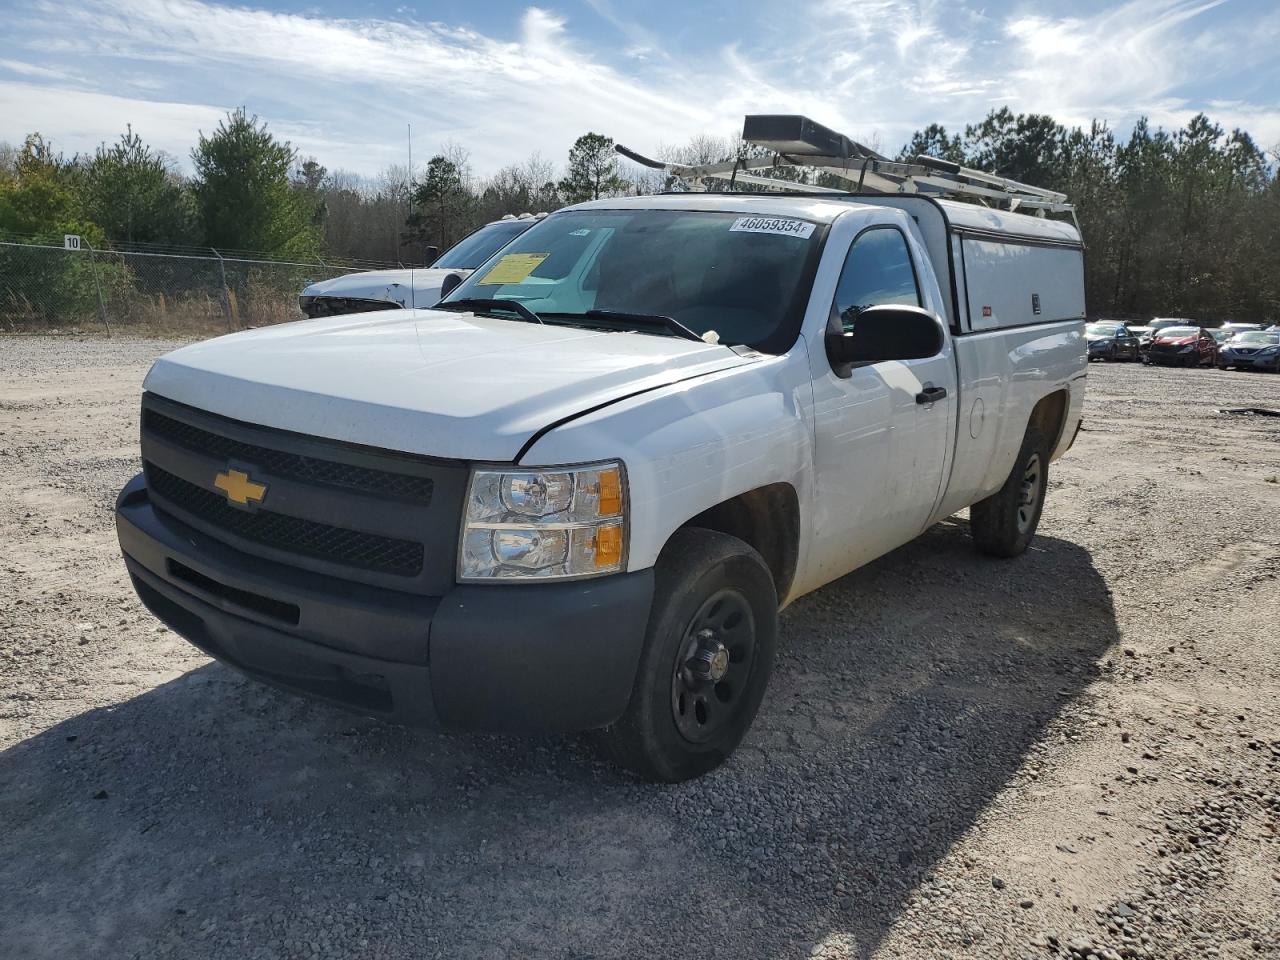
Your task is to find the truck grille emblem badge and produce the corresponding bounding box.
[214,467,268,508]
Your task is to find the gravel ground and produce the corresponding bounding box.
[1,336,1277,960]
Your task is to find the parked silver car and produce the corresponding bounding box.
[1217,330,1280,372]
[298,216,541,318]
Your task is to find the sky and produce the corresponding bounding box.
[1,0,1277,181]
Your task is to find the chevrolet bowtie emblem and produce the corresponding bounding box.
[214,468,267,507]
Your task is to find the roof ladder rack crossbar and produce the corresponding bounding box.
[615,114,1074,215]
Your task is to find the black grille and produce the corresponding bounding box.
[146,463,424,577]
[167,559,300,625]
[144,408,434,503]
[300,296,402,318]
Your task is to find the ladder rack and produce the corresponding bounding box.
[616,114,1074,217]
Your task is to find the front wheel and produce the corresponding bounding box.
[591,529,777,782]
[969,426,1050,558]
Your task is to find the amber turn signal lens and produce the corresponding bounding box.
[598,467,623,516]
[594,523,624,568]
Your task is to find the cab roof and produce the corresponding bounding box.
[567,192,1081,243]
[568,192,880,224]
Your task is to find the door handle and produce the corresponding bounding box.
[916,385,948,404]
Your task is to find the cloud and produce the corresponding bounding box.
[2,0,723,173]
[0,0,1276,178]
[582,0,670,61]
[998,0,1230,125]
[0,81,227,160]
[0,59,73,81]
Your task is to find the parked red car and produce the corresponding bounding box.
[1145,325,1218,367]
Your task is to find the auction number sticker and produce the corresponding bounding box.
[729,216,815,239]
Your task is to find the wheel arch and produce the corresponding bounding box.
[675,482,801,606]
[1027,388,1070,453]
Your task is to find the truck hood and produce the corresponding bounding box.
[143,309,756,462]
[301,268,471,309]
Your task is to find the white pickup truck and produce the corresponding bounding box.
[116,117,1086,781]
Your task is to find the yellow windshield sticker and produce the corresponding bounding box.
[476,253,549,285]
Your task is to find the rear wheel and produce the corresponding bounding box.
[970,426,1050,558]
[591,529,777,782]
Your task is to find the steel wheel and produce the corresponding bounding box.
[1016,453,1043,534]
[670,587,756,744]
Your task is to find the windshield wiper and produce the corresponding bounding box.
[587,310,706,342]
[539,309,706,343]
[435,298,543,325]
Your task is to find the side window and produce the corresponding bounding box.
[832,228,921,332]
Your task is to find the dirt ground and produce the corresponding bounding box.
[1,336,1277,960]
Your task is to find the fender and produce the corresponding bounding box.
[519,349,816,574]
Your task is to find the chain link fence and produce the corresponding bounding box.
[0,236,402,334]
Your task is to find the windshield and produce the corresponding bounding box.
[1232,331,1278,345]
[433,220,533,269]
[1156,326,1199,339]
[438,208,825,352]
[1086,323,1122,336]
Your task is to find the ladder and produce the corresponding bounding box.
[616,114,1074,217]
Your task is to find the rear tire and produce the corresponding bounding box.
[970,426,1050,558]
[591,529,777,782]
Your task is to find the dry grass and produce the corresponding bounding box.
[1,289,306,339]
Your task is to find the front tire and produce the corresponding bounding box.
[591,529,777,782]
[969,426,1050,558]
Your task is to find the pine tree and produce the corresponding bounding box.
[190,108,319,257]
[82,126,191,244]
[558,133,627,203]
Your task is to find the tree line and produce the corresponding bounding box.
[896,109,1279,323]
[0,112,635,266]
[2,106,1277,322]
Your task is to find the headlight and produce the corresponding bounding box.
[1258,346,1278,356]
[1179,345,1195,352]
[459,461,627,581]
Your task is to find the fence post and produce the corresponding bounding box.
[85,240,111,337]
[212,247,233,330]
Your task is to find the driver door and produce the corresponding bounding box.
[806,225,956,583]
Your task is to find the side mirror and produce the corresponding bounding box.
[423,245,440,267]
[825,304,944,378]
[438,272,464,299]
